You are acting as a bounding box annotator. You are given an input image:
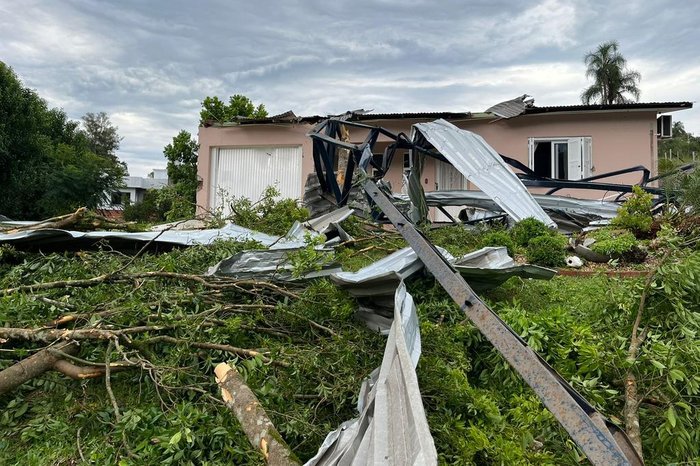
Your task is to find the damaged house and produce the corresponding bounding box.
[196,96,691,219]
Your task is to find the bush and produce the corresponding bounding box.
[526,234,567,267]
[612,185,654,235]
[511,218,553,247]
[588,228,646,262]
[481,230,516,256]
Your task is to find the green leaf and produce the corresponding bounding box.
[669,369,685,382]
[651,360,666,370]
[169,431,182,446]
[666,407,677,428]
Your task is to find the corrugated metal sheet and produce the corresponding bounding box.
[206,249,341,281]
[394,190,618,231]
[305,283,437,466]
[330,246,455,297]
[413,119,556,227]
[453,246,556,290]
[210,146,302,214]
[0,223,282,248]
[485,94,534,119]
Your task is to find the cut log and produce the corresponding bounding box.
[214,363,300,465]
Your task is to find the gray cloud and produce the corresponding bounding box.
[1,0,697,175]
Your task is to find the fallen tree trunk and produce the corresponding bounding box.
[3,207,87,233]
[214,363,300,465]
[0,342,78,395]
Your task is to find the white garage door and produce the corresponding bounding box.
[210,146,302,215]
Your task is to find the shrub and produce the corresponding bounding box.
[481,230,516,256]
[612,185,654,235]
[511,218,553,247]
[525,234,567,267]
[587,228,646,262]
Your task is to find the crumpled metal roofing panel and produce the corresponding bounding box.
[0,207,354,251]
[413,119,556,227]
[0,223,283,248]
[485,94,534,119]
[453,247,557,291]
[330,246,454,297]
[304,283,437,466]
[206,249,341,281]
[415,190,620,219]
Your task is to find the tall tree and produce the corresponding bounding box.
[163,130,199,202]
[199,94,267,125]
[0,62,125,219]
[81,111,122,159]
[581,40,641,105]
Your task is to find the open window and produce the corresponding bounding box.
[528,137,592,180]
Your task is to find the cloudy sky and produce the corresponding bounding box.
[1,0,698,176]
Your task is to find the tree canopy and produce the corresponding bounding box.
[0,62,126,219]
[199,94,268,125]
[581,40,642,105]
[81,111,122,160]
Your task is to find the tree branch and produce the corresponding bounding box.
[214,363,300,465]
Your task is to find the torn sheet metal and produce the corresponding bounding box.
[485,94,534,119]
[282,206,354,248]
[419,190,619,219]
[0,223,282,249]
[453,247,557,291]
[395,190,619,231]
[0,208,355,251]
[206,249,341,281]
[305,283,437,466]
[413,119,556,227]
[332,245,554,297]
[330,246,454,297]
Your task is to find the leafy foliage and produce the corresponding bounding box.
[526,234,568,267]
[0,62,126,219]
[224,186,309,236]
[588,228,640,257]
[81,112,122,160]
[581,40,641,105]
[199,95,268,125]
[658,121,700,162]
[423,225,483,257]
[2,191,700,464]
[512,218,555,247]
[481,230,516,256]
[612,186,654,235]
[123,189,167,223]
[163,130,199,209]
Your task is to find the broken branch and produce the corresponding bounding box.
[0,341,78,396]
[140,336,288,367]
[214,363,300,465]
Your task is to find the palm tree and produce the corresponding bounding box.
[581,40,641,105]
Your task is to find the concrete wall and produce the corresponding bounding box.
[197,111,660,212]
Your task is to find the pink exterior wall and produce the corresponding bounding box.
[197,124,312,213]
[197,111,661,214]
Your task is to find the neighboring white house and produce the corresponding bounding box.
[100,169,169,214]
